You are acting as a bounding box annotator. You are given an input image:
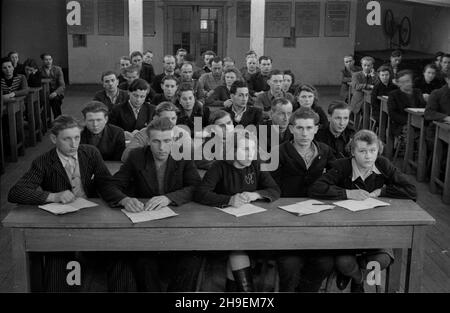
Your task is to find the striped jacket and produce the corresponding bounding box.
[8,145,111,205]
[1,74,29,96]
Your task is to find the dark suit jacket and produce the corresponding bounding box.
[151,72,180,94]
[248,72,270,95]
[140,63,155,84]
[110,101,156,132]
[80,124,125,161]
[387,88,426,137]
[8,145,111,205]
[225,105,263,128]
[93,89,129,112]
[424,85,450,141]
[350,71,379,113]
[99,147,201,206]
[175,101,210,136]
[118,81,156,103]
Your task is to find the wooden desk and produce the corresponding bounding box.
[3,96,26,162]
[403,109,427,182]
[41,79,52,127]
[430,122,450,204]
[105,161,207,178]
[0,96,4,174]
[378,96,394,159]
[2,198,435,293]
[25,88,43,146]
[362,90,372,130]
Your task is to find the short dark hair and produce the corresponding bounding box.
[176,48,187,55]
[155,101,179,116]
[423,63,438,73]
[209,109,231,124]
[161,75,179,85]
[81,101,109,118]
[289,107,319,125]
[377,65,391,74]
[209,56,222,66]
[123,64,140,75]
[350,129,384,155]
[396,69,414,80]
[435,51,444,58]
[146,116,174,138]
[230,81,248,94]
[295,84,319,104]
[7,51,18,58]
[223,67,239,76]
[40,52,52,60]
[144,50,153,55]
[178,82,195,96]
[328,100,351,115]
[100,70,117,81]
[391,50,402,58]
[128,78,149,92]
[202,50,216,58]
[442,53,450,60]
[23,58,39,69]
[1,57,13,66]
[50,115,81,136]
[271,98,293,111]
[283,70,295,83]
[120,55,131,62]
[259,56,272,64]
[130,51,143,60]
[223,56,235,64]
[269,69,283,79]
[184,54,195,62]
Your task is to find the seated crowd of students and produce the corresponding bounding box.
[4,47,450,293]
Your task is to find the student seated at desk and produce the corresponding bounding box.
[8,115,112,292]
[153,75,179,106]
[198,56,224,98]
[240,54,259,86]
[110,78,156,141]
[316,101,355,159]
[248,56,272,97]
[80,101,125,161]
[23,58,42,88]
[93,70,129,112]
[340,54,361,101]
[295,84,328,129]
[309,130,417,292]
[8,51,25,75]
[435,53,450,86]
[281,70,298,95]
[99,117,202,291]
[255,69,296,121]
[205,67,239,108]
[193,50,215,80]
[175,83,210,136]
[414,64,443,102]
[40,52,65,118]
[350,56,379,118]
[370,65,397,124]
[130,50,155,85]
[271,107,336,292]
[382,50,406,78]
[118,64,156,102]
[224,81,263,129]
[387,70,426,139]
[1,57,29,101]
[121,101,191,162]
[195,129,280,292]
[152,55,179,95]
[179,62,205,104]
[118,55,131,85]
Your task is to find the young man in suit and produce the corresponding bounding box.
[350,56,379,119]
[99,117,203,291]
[225,81,263,129]
[151,55,178,94]
[80,101,125,161]
[153,75,179,105]
[271,107,335,292]
[40,52,65,118]
[8,115,112,291]
[248,56,273,97]
[110,78,156,141]
[130,50,155,85]
[198,56,224,98]
[383,50,405,77]
[340,54,361,100]
[93,71,129,112]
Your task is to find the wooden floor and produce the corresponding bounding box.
[1,85,449,292]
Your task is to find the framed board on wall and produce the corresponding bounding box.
[265,2,291,38]
[325,1,350,37]
[143,0,155,36]
[98,0,125,36]
[295,2,321,37]
[236,1,250,38]
[66,0,94,35]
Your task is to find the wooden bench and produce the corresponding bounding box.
[25,88,43,146]
[362,89,372,130]
[430,122,450,204]
[0,96,4,174]
[378,96,394,159]
[403,108,427,182]
[3,96,26,162]
[41,79,52,128]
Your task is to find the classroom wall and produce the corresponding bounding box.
[1,0,68,69]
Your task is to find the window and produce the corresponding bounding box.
[98,0,124,36]
[72,34,87,47]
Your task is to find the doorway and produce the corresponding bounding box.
[166,4,225,65]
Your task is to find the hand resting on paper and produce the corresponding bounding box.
[46,190,76,204]
[120,197,144,212]
[346,189,371,201]
[144,195,171,211]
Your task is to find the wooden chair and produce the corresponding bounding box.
[403,108,427,182]
[430,122,450,204]
[3,96,26,162]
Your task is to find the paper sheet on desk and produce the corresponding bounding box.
[407,108,425,113]
[121,207,178,223]
[38,198,98,215]
[217,204,266,217]
[279,200,334,216]
[334,198,390,212]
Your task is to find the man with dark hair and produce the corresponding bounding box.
[425,71,450,144]
[198,56,224,97]
[23,58,42,87]
[40,52,66,117]
[179,62,205,103]
[93,71,129,112]
[224,81,263,128]
[110,78,156,140]
[8,51,25,75]
[435,53,450,85]
[175,48,188,72]
[99,117,203,292]
[255,69,296,120]
[316,100,355,159]
[153,75,179,105]
[80,101,125,161]
[130,50,155,85]
[370,65,397,123]
[248,56,273,96]
[8,115,111,291]
[350,56,379,120]
[1,57,28,101]
[152,55,178,94]
[383,50,405,77]
[193,50,216,79]
[340,54,361,100]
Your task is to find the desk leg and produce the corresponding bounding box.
[26,97,36,146]
[403,116,414,174]
[7,103,18,162]
[443,145,450,204]
[387,248,403,293]
[12,229,30,292]
[405,226,425,293]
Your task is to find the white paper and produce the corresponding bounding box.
[38,198,98,215]
[279,200,334,216]
[334,198,390,212]
[217,203,266,217]
[407,108,425,113]
[121,206,178,223]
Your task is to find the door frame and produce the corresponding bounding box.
[161,1,228,62]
